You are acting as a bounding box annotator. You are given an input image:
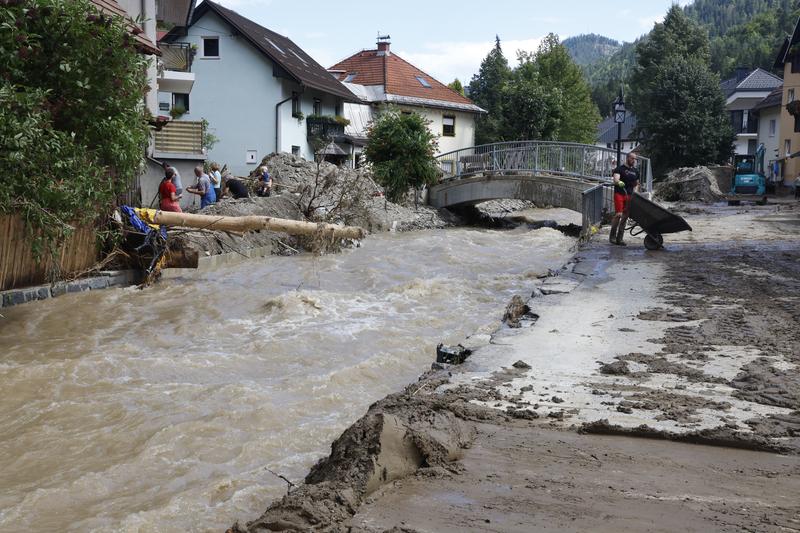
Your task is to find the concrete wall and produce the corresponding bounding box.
[170,11,344,175]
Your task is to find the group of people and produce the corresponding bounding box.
[158,162,257,212]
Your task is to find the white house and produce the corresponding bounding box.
[329,38,486,163]
[160,0,356,177]
[753,86,783,183]
[721,67,783,156]
[596,114,639,154]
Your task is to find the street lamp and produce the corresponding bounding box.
[613,88,626,170]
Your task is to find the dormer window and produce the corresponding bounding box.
[415,76,432,88]
[344,72,357,83]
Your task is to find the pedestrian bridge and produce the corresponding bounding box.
[430,141,653,233]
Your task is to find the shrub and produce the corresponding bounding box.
[363,108,439,202]
[0,0,150,253]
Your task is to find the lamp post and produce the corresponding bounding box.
[613,88,626,170]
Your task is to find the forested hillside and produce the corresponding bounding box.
[562,34,621,67]
[570,0,800,115]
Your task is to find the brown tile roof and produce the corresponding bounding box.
[89,0,160,55]
[330,47,484,113]
[192,1,356,101]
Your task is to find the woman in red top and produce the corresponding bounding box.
[159,171,182,212]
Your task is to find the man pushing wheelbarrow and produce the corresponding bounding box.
[610,153,640,246]
[608,152,692,250]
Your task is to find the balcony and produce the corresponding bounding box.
[153,120,205,157]
[729,111,758,135]
[307,116,345,140]
[157,43,195,94]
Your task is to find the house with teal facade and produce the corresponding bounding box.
[160,0,356,176]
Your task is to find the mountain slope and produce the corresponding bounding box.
[562,34,621,67]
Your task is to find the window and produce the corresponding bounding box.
[415,75,432,88]
[785,139,791,157]
[769,119,776,137]
[172,93,189,113]
[291,145,300,156]
[202,37,219,58]
[313,99,321,116]
[264,37,285,55]
[442,115,455,137]
[795,115,800,134]
[401,110,412,115]
[789,89,796,103]
[343,72,357,83]
[292,92,301,118]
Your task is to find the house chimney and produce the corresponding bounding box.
[377,33,391,55]
[735,67,750,83]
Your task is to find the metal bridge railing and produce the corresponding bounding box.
[435,141,653,193]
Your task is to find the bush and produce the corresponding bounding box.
[0,0,150,253]
[363,108,439,202]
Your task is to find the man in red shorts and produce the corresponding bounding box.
[610,153,640,245]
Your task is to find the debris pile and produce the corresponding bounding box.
[654,166,725,203]
[259,153,454,232]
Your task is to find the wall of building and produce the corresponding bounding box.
[118,0,159,116]
[277,84,339,162]
[757,106,781,180]
[780,63,800,184]
[170,11,281,176]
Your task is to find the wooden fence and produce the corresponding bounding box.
[0,215,99,291]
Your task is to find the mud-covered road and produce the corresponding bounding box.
[233,201,800,532]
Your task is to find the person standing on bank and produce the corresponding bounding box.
[186,165,216,208]
[209,162,222,202]
[610,153,640,246]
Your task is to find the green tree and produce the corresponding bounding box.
[468,36,512,144]
[448,78,465,96]
[529,34,600,144]
[363,108,439,202]
[0,0,150,252]
[630,6,733,175]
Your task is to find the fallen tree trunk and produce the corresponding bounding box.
[136,208,366,240]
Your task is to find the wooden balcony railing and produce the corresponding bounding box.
[154,120,204,155]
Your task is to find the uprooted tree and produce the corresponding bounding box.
[363,108,439,203]
[0,0,150,254]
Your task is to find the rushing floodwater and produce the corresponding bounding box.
[0,225,575,532]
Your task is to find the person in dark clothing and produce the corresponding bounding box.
[610,153,640,246]
[222,176,250,199]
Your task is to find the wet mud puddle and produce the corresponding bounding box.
[0,226,575,532]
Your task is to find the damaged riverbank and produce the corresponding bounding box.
[230,201,800,532]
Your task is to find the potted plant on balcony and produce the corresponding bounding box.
[787,100,800,117]
[170,104,186,119]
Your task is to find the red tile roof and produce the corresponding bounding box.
[89,0,160,55]
[330,47,483,112]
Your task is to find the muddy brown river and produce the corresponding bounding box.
[0,226,575,532]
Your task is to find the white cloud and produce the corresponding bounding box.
[397,37,545,86]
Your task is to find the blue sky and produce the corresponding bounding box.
[214,0,693,84]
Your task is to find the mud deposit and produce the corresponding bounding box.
[235,205,800,532]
